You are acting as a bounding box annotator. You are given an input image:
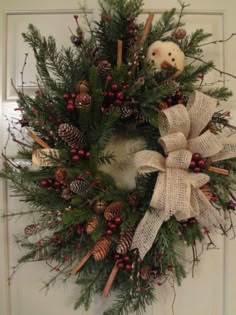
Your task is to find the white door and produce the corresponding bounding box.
[1,1,236,314]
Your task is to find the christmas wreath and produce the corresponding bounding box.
[2,1,236,314]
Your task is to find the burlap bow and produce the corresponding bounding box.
[131,91,236,259]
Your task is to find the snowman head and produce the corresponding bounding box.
[146,41,185,78]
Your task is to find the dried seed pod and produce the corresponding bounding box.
[92,237,111,261]
[24,224,40,236]
[116,227,135,255]
[92,200,107,214]
[104,201,124,221]
[86,215,99,234]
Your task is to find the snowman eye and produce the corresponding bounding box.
[168,52,172,56]
[152,52,156,56]
[172,58,175,62]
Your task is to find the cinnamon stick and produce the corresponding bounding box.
[208,166,229,176]
[27,129,50,149]
[71,250,92,275]
[117,40,123,68]
[138,13,154,48]
[102,264,119,297]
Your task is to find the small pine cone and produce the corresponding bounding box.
[86,215,99,234]
[116,227,135,255]
[98,60,112,77]
[140,265,152,281]
[61,187,72,200]
[92,237,111,261]
[128,192,139,207]
[104,201,124,221]
[58,123,86,149]
[70,179,88,195]
[172,28,187,40]
[120,105,133,118]
[75,93,91,110]
[75,80,89,94]
[55,168,67,184]
[92,200,107,214]
[24,224,40,236]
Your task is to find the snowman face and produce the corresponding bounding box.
[146,41,185,77]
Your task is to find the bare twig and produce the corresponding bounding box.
[199,32,236,47]
[20,53,28,93]
[187,55,236,80]
[2,209,46,218]
[174,1,190,32]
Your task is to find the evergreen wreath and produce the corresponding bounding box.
[2,1,236,314]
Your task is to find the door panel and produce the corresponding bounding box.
[1,1,236,314]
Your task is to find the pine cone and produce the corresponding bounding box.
[70,179,88,195]
[75,93,91,110]
[92,237,111,261]
[24,224,40,236]
[116,227,135,255]
[61,187,72,200]
[98,60,111,77]
[93,200,107,214]
[75,80,89,94]
[172,28,187,40]
[104,201,124,221]
[55,168,67,184]
[120,105,133,118]
[58,123,86,148]
[86,215,99,234]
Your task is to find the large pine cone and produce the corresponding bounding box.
[104,201,124,221]
[116,227,135,255]
[58,123,86,148]
[86,215,99,234]
[92,237,111,261]
[70,179,88,195]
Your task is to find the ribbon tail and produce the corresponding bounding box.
[131,209,166,259]
[195,190,225,229]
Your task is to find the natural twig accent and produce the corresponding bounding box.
[199,32,236,47]
[2,209,46,218]
[208,166,229,176]
[187,55,236,80]
[102,264,119,297]
[174,1,190,32]
[20,53,28,93]
[117,40,123,68]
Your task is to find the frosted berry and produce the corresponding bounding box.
[72,155,80,163]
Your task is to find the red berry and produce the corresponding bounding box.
[108,92,114,97]
[48,116,53,121]
[72,155,80,163]
[109,223,117,230]
[198,73,204,79]
[47,178,53,185]
[85,171,91,176]
[114,254,120,261]
[189,160,196,169]
[64,256,70,262]
[112,84,118,90]
[55,267,60,272]
[106,75,112,81]
[70,148,77,156]
[166,97,173,105]
[71,92,76,98]
[66,104,75,111]
[85,152,91,158]
[178,99,184,104]
[193,167,201,173]
[40,179,48,187]
[106,229,113,236]
[167,265,174,271]
[36,240,42,246]
[192,153,201,161]
[69,226,74,232]
[78,149,85,157]
[63,93,69,99]
[204,228,209,235]
[125,264,133,271]
[73,14,78,20]
[57,118,62,124]
[53,181,61,188]
[35,89,40,95]
[104,15,111,22]
[76,242,82,249]
[117,262,125,269]
[117,92,124,100]
[198,159,205,168]
[114,216,122,224]
[123,256,130,263]
[77,174,83,180]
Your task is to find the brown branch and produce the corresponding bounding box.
[199,32,236,47]
[186,55,236,80]
[2,209,46,218]
[20,53,28,93]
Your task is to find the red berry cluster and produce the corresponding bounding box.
[52,234,63,245]
[70,148,91,163]
[101,83,129,112]
[64,93,76,111]
[40,178,62,191]
[165,90,184,107]
[114,253,133,271]
[105,216,122,236]
[189,153,206,173]
[127,17,138,44]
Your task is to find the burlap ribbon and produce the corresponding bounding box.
[131,91,236,259]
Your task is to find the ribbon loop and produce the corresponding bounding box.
[159,132,188,154]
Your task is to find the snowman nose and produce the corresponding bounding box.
[161,60,172,69]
